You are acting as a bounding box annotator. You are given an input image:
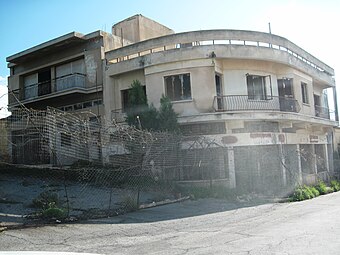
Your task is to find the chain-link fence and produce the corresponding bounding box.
[0,107,233,224]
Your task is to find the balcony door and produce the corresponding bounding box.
[215,74,223,110]
[38,69,51,96]
[278,78,296,112]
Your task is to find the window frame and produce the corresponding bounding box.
[246,74,272,100]
[301,82,309,104]
[164,73,192,102]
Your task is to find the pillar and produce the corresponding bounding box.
[227,146,236,188]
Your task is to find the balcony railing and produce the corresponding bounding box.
[24,81,51,100]
[106,30,334,77]
[315,105,331,120]
[55,73,85,92]
[213,95,300,113]
[24,73,86,100]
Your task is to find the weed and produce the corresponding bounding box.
[315,181,327,195]
[330,180,340,192]
[42,203,66,220]
[32,191,59,209]
[309,186,320,197]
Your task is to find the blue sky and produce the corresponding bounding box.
[0,0,340,117]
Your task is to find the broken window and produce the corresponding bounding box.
[301,82,309,104]
[165,73,191,101]
[246,74,271,100]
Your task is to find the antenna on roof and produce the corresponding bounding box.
[268,22,272,48]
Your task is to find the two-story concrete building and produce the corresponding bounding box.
[6,14,338,192]
[103,22,338,192]
[5,15,173,164]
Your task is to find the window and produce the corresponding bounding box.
[61,133,71,147]
[246,75,271,100]
[165,73,191,101]
[93,99,102,106]
[64,105,73,112]
[83,101,93,108]
[74,103,83,110]
[301,82,309,104]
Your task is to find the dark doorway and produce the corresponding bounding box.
[215,74,223,110]
[278,78,296,112]
[38,69,51,96]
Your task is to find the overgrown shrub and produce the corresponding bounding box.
[315,181,327,195]
[290,185,320,201]
[42,203,66,220]
[330,180,340,192]
[32,191,59,209]
[309,186,320,197]
[303,186,315,199]
[291,187,305,201]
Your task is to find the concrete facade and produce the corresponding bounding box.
[104,23,338,191]
[6,14,339,192]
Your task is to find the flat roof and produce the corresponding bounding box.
[6,31,106,64]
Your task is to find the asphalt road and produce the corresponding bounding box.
[2,192,340,255]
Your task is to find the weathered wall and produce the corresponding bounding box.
[112,14,174,43]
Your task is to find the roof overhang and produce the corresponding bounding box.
[6,32,87,64]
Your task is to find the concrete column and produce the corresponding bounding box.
[279,145,287,186]
[312,145,317,175]
[324,143,330,173]
[297,144,303,185]
[227,146,236,188]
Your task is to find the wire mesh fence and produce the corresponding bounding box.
[0,107,233,224]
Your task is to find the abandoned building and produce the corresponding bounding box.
[6,14,339,192]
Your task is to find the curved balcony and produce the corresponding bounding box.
[106,30,334,78]
[213,95,301,113]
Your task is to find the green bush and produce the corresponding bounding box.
[290,185,320,201]
[315,181,327,195]
[42,207,66,220]
[302,186,314,199]
[32,191,59,209]
[330,180,340,192]
[291,187,305,201]
[309,186,320,197]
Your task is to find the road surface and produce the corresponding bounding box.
[2,192,340,254]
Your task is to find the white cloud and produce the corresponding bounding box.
[0,75,8,86]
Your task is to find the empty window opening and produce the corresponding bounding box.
[301,82,309,104]
[165,73,191,101]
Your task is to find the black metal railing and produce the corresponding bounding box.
[213,95,301,113]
